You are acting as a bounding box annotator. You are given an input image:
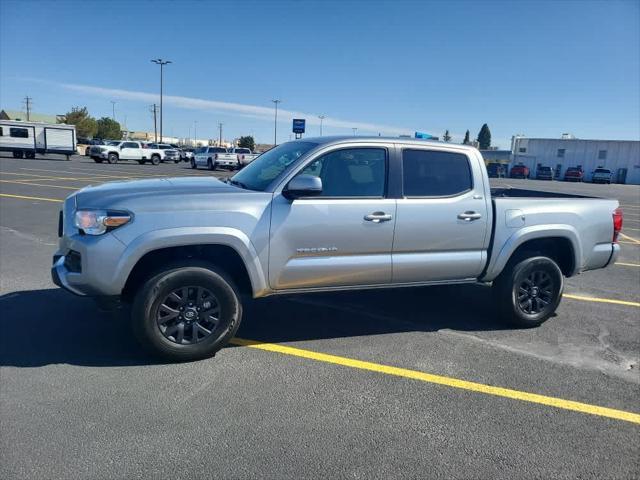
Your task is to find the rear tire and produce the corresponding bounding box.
[207,158,215,170]
[137,160,145,165]
[107,153,118,164]
[191,159,197,169]
[13,151,24,159]
[25,151,36,159]
[151,155,161,166]
[131,263,242,362]
[493,255,563,328]
[93,158,103,163]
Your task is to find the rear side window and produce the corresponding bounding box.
[10,127,29,138]
[402,149,472,197]
[0,127,3,136]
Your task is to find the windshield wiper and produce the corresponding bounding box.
[226,178,249,190]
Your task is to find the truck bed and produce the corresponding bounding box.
[491,187,592,199]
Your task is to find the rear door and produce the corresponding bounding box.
[392,147,490,283]
[269,145,396,290]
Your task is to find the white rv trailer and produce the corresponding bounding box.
[0,120,77,159]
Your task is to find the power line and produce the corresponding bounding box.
[23,96,33,121]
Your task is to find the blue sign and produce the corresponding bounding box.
[293,119,306,134]
[415,132,435,139]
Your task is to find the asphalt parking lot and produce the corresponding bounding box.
[1,154,639,479]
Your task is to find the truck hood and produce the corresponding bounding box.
[75,176,240,208]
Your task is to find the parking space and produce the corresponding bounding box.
[1,155,639,479]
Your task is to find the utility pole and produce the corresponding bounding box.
[151,58,172,143]
[352,127,358,136]
[194,120,198,146]
[271,99,281,146]
[318,115,325,136]
[150,104,158,143]
[111,101,116,120]
[23,96,32,121]
[218,122,223,146]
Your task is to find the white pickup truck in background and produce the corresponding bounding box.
[231,148,260,167]
[191,146,230,170]
[89,141,165,165]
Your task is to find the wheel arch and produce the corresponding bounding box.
[116,228,269,301]
[483,226,580,281]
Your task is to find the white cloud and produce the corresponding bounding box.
[48,80,442,136]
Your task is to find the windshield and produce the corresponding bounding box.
[230,141,318,191]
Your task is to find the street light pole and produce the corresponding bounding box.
[151,58,172,143]
[111,101,116,121]
[318,115,325,136]
[352,127,358,136]
[272,99,281,146]
[218,122,223,146]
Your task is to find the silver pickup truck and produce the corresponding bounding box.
[52,137,623,361]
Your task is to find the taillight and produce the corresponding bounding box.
[613,208,623,243]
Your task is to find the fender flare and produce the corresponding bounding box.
[481,224,581,282]
[112,226,269,297]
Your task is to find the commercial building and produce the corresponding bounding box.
[511,136,640,184]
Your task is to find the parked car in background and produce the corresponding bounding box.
[563,167,584,182]
[592,168,613,184]
[536,166,554,181]
[182,148,195,162]
[90,141,164,165]
[486,163,506,178]
[147,143,181,163]
[210,149,242,170]
[52,137,623,361]
[510,164,530,179]
[231,147,260,167]
[192,146,229,170]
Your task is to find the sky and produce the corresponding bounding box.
[1,0,639,148]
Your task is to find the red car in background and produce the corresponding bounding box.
[510,164,530,179]
[564,167,584,182]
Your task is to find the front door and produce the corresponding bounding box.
[269,146,396,290]
[392,147,490,283]
[120,142,140,160]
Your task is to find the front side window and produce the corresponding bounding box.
[123,142,138,148]
[402,149,472,197]
[557,149,565,157]
[10,127,29,138]
[230,141,318,191]
[518,147,526,153]
[299,148,387,197]
[598,150,607,160]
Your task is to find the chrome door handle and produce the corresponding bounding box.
[458,211,482,221]
[364,212,393,223]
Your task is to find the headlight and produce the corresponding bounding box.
[74,209,131,235]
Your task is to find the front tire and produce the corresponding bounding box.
[207,158,215,170]
[493,255,563,328]
[107,153,119,164]
[190,159,197,169]
[132,263,242,362]
[151,155,161,166]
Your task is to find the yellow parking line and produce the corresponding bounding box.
[624,227,640,231]
[619,241,639,246]
[1,172,102,181]
[229,337,640,424]
[615,262,640,267]
[0,179,78,190]
[563,293,639,307]
[0,193,63,203]
[20,167,168,179]
[619,233,640,245]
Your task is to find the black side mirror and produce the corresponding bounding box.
[283,174,323,200]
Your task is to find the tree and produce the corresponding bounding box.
[95,117,122,140]
[60,107,97,138]
[443,130,452,142]
[237,135,256,151]
[477,123,491,150]
[462,130,470,145]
